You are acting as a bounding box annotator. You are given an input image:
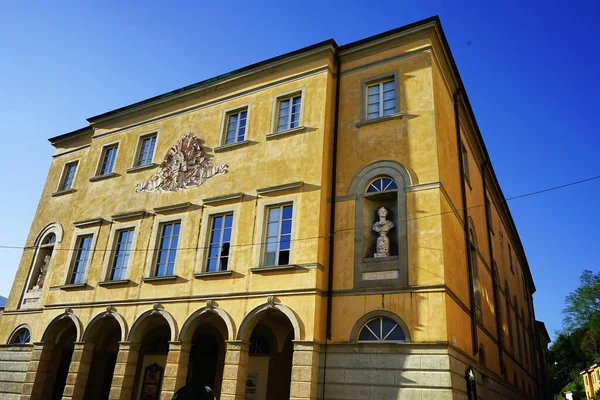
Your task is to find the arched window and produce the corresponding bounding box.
[44,233,56,245]
[366,177,398,193]
[358,317,406,342]
[249,334,270,355]
[11,328,31,344]
[147,335,169,354]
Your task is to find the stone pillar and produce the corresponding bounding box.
[109,342,140,400]
[62,341,95,400]
[21,343,53,400]
[160,341,191,400]
[290,341,321,400]
[220,340,249,400]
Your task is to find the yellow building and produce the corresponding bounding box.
[582,364,600,399]
[0,17,550,400]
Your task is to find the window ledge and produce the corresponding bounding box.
[59,283,87,290]
[89,173,120,182]
[126,163,157,173]
[363,256,399,263]
[98,279,130,287]
[142,275,178,282]
[51,189,76,197]
[250,265,299,273]
[202,192,244,205]
[266,126,306,140]
[356,113,403,128]
[214,140,251,153]
[154,202,192,214]
[194,270,233,279]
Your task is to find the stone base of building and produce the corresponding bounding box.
[0,345,32,399]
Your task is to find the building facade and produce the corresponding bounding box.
[582,364,600,399]
[0,17,550,400]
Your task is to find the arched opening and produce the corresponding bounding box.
[82,317,121,400]
[245,309,295,400]
[22,226,61,309]
[42,317,77,400]
[181,312,228,396]
[131,314,172,400]
[9,326,31,344]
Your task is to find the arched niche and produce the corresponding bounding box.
[20,223,64,309]
[348,161,411,289]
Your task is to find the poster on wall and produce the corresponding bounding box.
[141,363,163,400]
[245,372,258,400]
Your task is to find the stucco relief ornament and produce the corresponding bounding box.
[135,133,229,193]
[372,207,395,258]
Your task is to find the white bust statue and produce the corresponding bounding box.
[372,207,395,258]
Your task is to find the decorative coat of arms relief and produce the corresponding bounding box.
[135,133,229,193]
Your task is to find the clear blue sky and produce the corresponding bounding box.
[1,1,599,340]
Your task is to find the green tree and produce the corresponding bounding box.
[563,270,600,332]
[581,329,600,362]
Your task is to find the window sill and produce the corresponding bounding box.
[52,189,76,197]
[126,163,157,173]
[250,265,298,273]
[214,140,251,153]
[356,113,403,128]
[98,279,130,287]
[266,126,305,140]
[59,283,87,290]
[363,256,399,263]
[89,173,120,182]
[142,275,178,282]
[194,270,233,279]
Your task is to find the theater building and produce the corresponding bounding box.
[0,16,550,400]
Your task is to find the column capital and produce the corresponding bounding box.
[117,341,141,351]
[168,341,192,352]
[292,340,321,352]
[225,340,250,352]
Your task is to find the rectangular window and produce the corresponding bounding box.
[206,214,233,272]
[60,162,78,191]
[509,244,514,274]
[136,134,157,166]
[264,204,293,266]
[461,142,470,182]
[471,245,482,321]
[99,145,118,175]
[485,195,494,232]
[70,235,93,284]
[154,221,180,277]
[276,94,302,132]
[109,229,134,280]
[366,79,396,120]
[224,109,248,145]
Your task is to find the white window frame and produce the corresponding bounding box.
[197,205,239,273]
[144,215,186,278]
[219,105,250,146]
[131,130,160,168]
[101,221,140,282]
[254,196,298,267]
[270,88,305,133]
[95,140,121,176]
[361,72,400,122]
[63,227,99,285]
[57,159,80,192]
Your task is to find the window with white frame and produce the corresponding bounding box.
[153,221,180,277]
[358,317,406,341]
[366,79,396,120]
[59,161,78,191]
[263,204,293,266]
[109,228,134,280]
[206,213,233,272]
[275,94,302,132]
[223,109,248,145]
[11,328,31,344]
[136,134,157,167]
[98,144,118,175]
[69,235,93,284]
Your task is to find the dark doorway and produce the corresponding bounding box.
[188,325,225,396]
[83,317,121,400]
[46,324,76,400]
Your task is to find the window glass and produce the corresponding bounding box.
[71,235,93,284]
[155,222,180,276]
[13,328,31,344]
[358,317,406,341]
[264,205,293,266]
[225,110,248,144]
[44,233,56,245]
[61,162,78,191]
[276,94,302,132]
[110,229,134,280]
[206,213,233,272]
[137,135,157,166]
[366,79,396,120]
[99,145,118,175]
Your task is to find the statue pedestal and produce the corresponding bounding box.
[21,288,41,309]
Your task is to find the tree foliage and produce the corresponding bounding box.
[563,270,600,332]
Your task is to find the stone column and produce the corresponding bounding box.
[290,341,321,400]
[220,340,249,400]
[109,342,140,400]
[21,343,53,400]
[160,341,191,400]
[62,341,95,400]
